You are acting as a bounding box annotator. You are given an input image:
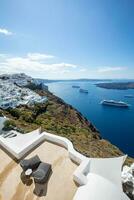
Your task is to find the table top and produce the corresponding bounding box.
[25,168,32,176]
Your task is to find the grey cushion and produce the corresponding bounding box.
[20,155,41,171]
[32,162,52,183]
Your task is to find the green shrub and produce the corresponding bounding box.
[32,103,47,117]
[21,111,34,123]
[8,108,21,119]
[3,120,16,131]
[35,118,43,125]
[0,110,3,117]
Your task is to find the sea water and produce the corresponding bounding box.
[47,81,134,157]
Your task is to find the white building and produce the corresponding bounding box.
[0,75,47,110]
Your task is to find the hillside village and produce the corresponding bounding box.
[0,73,47,110]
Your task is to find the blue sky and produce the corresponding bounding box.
[0,0,134,79]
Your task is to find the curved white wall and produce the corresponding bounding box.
[0,129,128,200]
[0,129,90,187]
[43,131,90,186]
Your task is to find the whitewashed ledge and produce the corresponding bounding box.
[0,128,89,186]
[43,131,90,185]
[0,128,130,200]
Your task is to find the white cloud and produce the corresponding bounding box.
[98,66,126,73]
[0,53,79,78]
[27,53,54,60]
[49,62,77,69]
[0,53,130,79]
[79,68,87,72]
[0,54,8,58]
[0,55,131,79]
[0,28,13,36]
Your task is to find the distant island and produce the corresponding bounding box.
[36,78,112,84]
[96,82,134,90]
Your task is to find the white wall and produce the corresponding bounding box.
[0,129,90,187]
[0,129,128,200]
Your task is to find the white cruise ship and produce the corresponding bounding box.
[101,100,129,107]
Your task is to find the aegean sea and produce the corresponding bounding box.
[47,81,134,157]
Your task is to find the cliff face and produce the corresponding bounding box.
[1,83,133,165]
[35,88,134,164]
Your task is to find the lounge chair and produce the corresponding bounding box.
[3,132,16,138]
[32,162,52,183]
[20,155,41,171]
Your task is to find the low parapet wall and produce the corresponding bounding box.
[0,129,90,187]
[0,129,128,200]
[43,131,90,186]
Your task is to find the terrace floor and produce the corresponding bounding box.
[0,141,78,200]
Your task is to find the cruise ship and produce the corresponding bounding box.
[79,88,88,93]
[72,85,80,88]
[101,100,129,108]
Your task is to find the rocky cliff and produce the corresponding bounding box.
[1,82,133,165]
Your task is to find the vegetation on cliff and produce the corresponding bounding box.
[1,82,133,165]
